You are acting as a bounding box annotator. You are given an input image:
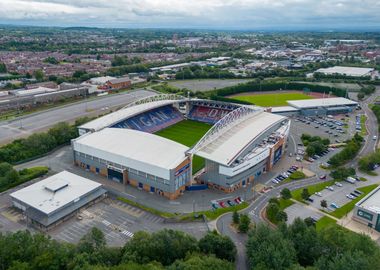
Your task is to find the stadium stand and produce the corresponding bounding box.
[111,105,183,133]
[188,105,232,124]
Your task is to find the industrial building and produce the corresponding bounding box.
[74,94,290,199]
[353,186,380,232]
[286,97,358,116]
[10,171,106,230]
[315,66,374,77]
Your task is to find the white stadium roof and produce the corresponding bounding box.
[287,97,357,109]
[79,99,180,132]
[196,111,286,166]
[315,66,374,77]
[73,128,189,179]
[270,106,299,113]
[10,171,102,215]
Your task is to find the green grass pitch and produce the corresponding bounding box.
[231,92,313,107]
[155,120,212,173]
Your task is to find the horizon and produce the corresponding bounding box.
[0,0,379,31]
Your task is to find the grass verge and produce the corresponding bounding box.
[291,180,335,203]
[316,216,337,231]
[329,184,378,219]
[230,92,313,107]
[360,114,367,136]
[117,196,249,221]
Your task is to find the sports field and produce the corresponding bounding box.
[230,92,314,107]
[155,120,212,173]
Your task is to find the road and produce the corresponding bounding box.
[0,89,155,145]
[216,177,322,270]
[217,88,380,270]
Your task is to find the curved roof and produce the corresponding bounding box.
[79,98,182,132]
[72,128,189,179]
[195,111,286,166]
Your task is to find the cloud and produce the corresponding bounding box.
[0,0,379,29]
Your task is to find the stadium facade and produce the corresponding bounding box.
[73,94,290,199]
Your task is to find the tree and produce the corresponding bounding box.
[267,203,280,223]
[232,210,240,224]
[34,69,44,81]
[167,254,234,270]
[321,200,328,209]
[246,223,297,270]
[276,211,288,223]
[301,188,310,201]
[198,231,237,262]
[77,227,106,254]
[281,188,292,200]
[269,197,280,205]
[0,62,7,73]
[238,214,251,233]
[304,217,315,227]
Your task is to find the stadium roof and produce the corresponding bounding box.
[73,128,189,179]
[79,99,179,132]
[315,66,374,77]
[287,97,357,109]
[270,106,299,113]
[357,186,380,214]
[196,112,286,166]
[10,171,103,215]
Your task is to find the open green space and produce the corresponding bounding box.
[230,92,313,107]
[291,180,335,203]
[330,184,378,219]
[316,216,337,231]
[155,120,212,173]
[360,114,368,136]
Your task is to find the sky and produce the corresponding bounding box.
[0,0,379,30]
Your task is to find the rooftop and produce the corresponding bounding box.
[196,112,286,166]
[10,171,102,215]
[287,97,357,109]
[316,66,374,77]
[73,128,189,179]
[357,186,380,214]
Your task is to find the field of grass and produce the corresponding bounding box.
[155,120,212,173]
[291,180,335,203]
[231,92,313,107]
[316,216,337,231]
[329,184,378,219]
[360,114,368,136]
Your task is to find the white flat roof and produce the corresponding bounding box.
[196,112,286,165]
[270,106,299,113]
[316,66,374,77]
[357,186,380,213]
[287,97,357,109]
[10,171,102,215]
[79,99,175,132]
[73,128,189,179]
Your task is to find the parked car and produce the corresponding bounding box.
[346,194,355,200]
[330,203,340,209]
[325,186,334,191]
[227,200,235,207]
[319,175,327,180]
[350,192,359,198]
[335,182,343,187]
[212,203,219,210]
[354,190,363,195]
[219,201,226,208]
[315,192,323,197]
[234,198,242,204]
[306,197,314,203]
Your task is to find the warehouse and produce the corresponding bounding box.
[353,186,380,232]
[10,171,106,231]
[287,97,358,116]
[72,128,192,200]
[315,66,374,77]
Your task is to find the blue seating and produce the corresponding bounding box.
[111,105,183,133]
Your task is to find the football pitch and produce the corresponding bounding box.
[231,92,313,107]
[155,120,212,173]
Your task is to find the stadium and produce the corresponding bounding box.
[73,94,290,199]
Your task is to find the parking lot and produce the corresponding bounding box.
[285,203,323,224]
[308,179,363,212]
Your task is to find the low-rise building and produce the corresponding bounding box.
[353,186,380,232]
